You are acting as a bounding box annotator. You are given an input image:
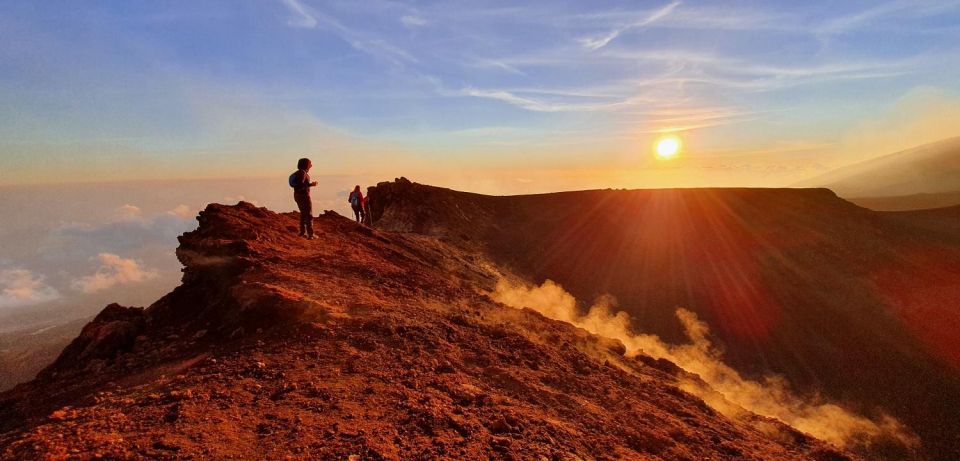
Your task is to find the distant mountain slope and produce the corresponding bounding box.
[848,191,960,211]
[0,203,856,460]
[797,136,960,197]
[0,319,88,391]
[369,178,960,461]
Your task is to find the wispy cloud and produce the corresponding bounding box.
[279,0,317,28]
[467,58,527,76]
[578,1,680,50]
[453,50,912,122]
[452,73,756,137]
[602,49,920,91]
[630,107,760,133]
[459,87,629,113]
[817,0,960,38]
[278,0,417,65]
[400,14,427,28]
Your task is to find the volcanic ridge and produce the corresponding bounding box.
[2,178,959,460]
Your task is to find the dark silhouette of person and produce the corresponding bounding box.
[348,185,365,223]
[362,194,371,226]
[290,158,318,239]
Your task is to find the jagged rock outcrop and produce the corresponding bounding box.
[0,201,859,460]
[38,304,146,378]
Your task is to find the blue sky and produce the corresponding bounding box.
[2,0,960,187]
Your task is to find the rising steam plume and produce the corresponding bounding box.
[492,279,918,453]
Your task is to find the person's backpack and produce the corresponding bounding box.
[349,193,360,207]
[288,171,299,188]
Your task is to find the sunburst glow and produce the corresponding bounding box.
[655,136,681,159]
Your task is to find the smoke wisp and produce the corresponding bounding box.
[492,279,917,452]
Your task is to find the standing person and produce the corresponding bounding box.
[289,158,318,239]
[348,185,364,223]
[362,195,371,226]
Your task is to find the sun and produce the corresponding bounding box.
[655,136,681,159]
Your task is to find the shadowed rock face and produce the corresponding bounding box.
[0,201,859,460]
[369,179,960,460]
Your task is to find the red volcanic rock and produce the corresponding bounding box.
[39,304,145,377]
[0,200,858,460]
